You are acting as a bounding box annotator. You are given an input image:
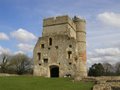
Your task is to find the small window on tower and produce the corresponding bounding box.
[41,44,44,48]
[75,57,77,61]
[48,47,50,50]
[39,63,41,66]
[69,62,72,65]
[68,51,72,59]
[69,45,72,48]
[43,58,48,63]
[55,46,58,49]
[49,38,52,46]
[37,52,41,60]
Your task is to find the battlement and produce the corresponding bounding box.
[43,15,76,30]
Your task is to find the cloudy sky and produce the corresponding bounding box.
[0,0,120,66]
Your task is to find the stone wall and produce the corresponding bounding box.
[34,35,78,77]
[93,82,120,90]
[83,76,120,90]
[0,73,18,76]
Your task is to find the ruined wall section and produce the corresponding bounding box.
[34,35,77,77]
[33,37,48,76]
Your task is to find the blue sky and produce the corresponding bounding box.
[0,0,120,66]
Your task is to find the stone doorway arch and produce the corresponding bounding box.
[50,65,59,78]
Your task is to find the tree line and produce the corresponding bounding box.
[0,54,33,75]
[1,53,120,76]
[88,62,120,76]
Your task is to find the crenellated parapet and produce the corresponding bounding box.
[43,15,76,30]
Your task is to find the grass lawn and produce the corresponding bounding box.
[0,76,94,90]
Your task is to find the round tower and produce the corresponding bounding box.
[74,16,87,77]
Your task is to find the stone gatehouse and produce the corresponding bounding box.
[33,15,87,78]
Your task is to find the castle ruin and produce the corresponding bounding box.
[33,15,87,79]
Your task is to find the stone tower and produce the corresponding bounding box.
[33,15,87,78]
[74,16,87,80]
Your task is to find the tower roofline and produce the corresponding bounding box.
[43,15,76,29]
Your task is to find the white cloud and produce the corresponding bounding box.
[95,48,120,56]
[98,12,120,28]
[0,46,11,55]
[0,32,9,40]
[87,56,120,68]
[17,43,34,52]
[11,28,37,42]
[87,47,120,67]
[14,51,25,55]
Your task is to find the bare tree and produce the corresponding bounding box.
[10,54,32,74]
[115,62,120,75]
[0,54,10,73]
[103,63,114,76]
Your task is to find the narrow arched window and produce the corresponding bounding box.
[68,51,72,59]
[37,52,41,60]
[49,38,52,46]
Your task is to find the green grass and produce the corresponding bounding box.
[0,76,94,90]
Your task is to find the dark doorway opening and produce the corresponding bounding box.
[50,65,59,78]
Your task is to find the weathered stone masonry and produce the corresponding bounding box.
[33,15,87,78]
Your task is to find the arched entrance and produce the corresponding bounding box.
[50,65,59,78]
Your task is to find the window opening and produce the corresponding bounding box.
[37,53,41,60]
[49,38,52,46]
[68,51,72,59]
[41,44,44,48]
[44,58,48,63]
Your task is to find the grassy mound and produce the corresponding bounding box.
[0,76,94,90]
